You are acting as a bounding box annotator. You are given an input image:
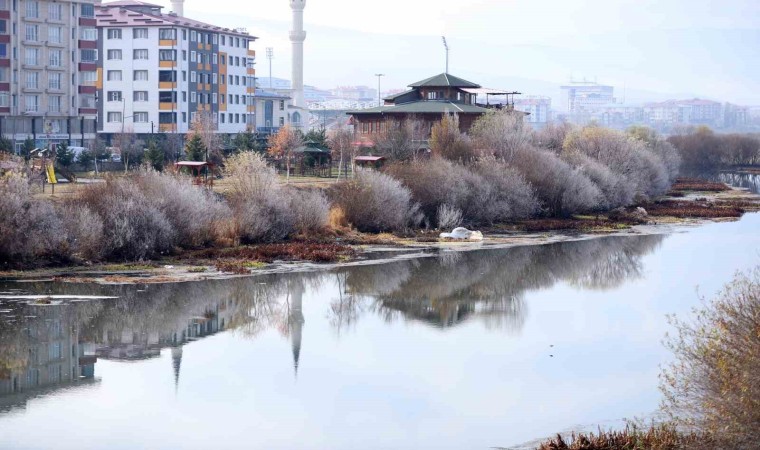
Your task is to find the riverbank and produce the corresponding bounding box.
[2,178,758,285]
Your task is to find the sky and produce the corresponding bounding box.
[155,0,760,105]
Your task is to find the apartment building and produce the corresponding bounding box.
[0,0,98,152]
[95,0,256,137]
[560,81,616,114]
[514,96,551,124]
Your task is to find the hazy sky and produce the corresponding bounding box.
[155,0,760,104]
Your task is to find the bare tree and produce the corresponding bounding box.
[112,127,140,173]
[328,126,354,180]
[375,119,417,162]
[267,125,303,183]
[190,111,223,165]
[470,110,531,161]
[429,113,475,163]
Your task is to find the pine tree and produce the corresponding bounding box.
[55,141,74,167]
[184,133,206,162]
[145,140,165,171]
[76,149,94,170]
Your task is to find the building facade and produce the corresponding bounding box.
[0,0,98,152]
[252,90,291,135]
[95,0,256,138]
[560,81,615,114]
[514,96,551,125]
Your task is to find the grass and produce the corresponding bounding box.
[100,263,159,271]
[536,424,710,450]
[515,218,631,232]
[643,199,744,218]
[195,242,356,264]
[187,266,208,273]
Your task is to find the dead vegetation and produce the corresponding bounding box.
[536,425,709,450]
[669,177,730,192]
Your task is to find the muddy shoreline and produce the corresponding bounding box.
[2,181,758,286]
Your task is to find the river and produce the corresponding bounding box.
[1,194,758,449]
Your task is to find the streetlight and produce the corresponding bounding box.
[375,74,384,107]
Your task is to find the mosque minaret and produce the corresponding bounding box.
[289,0,306,109]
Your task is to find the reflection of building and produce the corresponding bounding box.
[0,303,98,410]
[95,0,257,136]
[0,0,98,152]
[287,281,304,376]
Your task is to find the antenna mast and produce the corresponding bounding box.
[442,36,449,73]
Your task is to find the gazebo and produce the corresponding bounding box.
[294,139,332,177]
[174,161,215,187]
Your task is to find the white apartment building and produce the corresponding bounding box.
[252,89,291,135]
[0,0,98,152]
[560,81,615,114]
[514,96,551,124]
[96,0,256,137]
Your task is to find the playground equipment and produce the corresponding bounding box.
[174,161,216,187]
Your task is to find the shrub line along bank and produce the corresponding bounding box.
[0,112,755,268]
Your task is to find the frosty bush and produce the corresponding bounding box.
[0,173,64,262]
[512,148,603,216]
[562,151,635,209]
[134,169,231,247]
[59,204,104,261]
[437,204,463,229]
[287,188,330,234]
[78,179,174,260]
[472,158,539,222]
[224,152,296,243]
[330,170,419,232]
[470,110,533,161]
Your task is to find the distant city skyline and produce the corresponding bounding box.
[153,0,760,105]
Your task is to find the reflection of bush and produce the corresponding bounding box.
[340,234,664,331]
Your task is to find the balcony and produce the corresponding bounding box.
[0,59,8,67]
[158,81,176,90]
[159,123,176,132]
[0,35,9,44]
[79,17,96,26]
[159,39,177,47]
[79,62,97,71]
[159,60,176,68]
[79,85,96,94]
[0,10,9,19]
[78,40,97,49]
[0,82,8,91]
[79,107,97,115]
[0,106,9,114]
[159,102,177,110]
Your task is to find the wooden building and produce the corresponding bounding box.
[347,73,521,139]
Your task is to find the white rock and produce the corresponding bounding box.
[439,227,484,241]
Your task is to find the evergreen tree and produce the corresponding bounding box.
[77,149,94,170]
[145,140,165,171]
[185,133,206,161]
[305,128,328,148]
[56,141,74,167]
[0,136,12,154]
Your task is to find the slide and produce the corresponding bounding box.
[45,163,58,184]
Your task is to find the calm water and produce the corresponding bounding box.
[1,215,759,449]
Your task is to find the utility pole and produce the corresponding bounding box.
[442,36,449,73]
[375,73,384,107]
[266,47,274,89]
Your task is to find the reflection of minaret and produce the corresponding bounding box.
[289,0,306,108]
[288,281,305,377]
[171,346,183,392]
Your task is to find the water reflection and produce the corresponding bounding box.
[714,172,760,194]
[0,234,663,410]
[333,234,664,332]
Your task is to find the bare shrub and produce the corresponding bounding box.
[330,170,419,232]
[374,120,420,162]
[470,110,532,161]
[562,151,635,209]
[472,158,539,222]
[533,121,575,152]
[661,267,760,449]
[436,204,463,229]
[512,147,602,216]
[287,188,330,234]
[77,178,174,260]
[429,114,475,163]
[135,170,232,248]
[59,204,104,261]
[224,152,295,242]
[0,173,65,262]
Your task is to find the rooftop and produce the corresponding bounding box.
[350,101,490,115]
[408,73,481,89]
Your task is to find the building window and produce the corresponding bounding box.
[159,49,176,61]
[80,71,97,86]
[24,24,38,42]
[212,53,218,65]
[48,96,61,112]
[134,91,149,102]
[80,27,97,40]
[133,70,149,81]
[182,112,187,123]
[133,28,148,39]
[106,70,122,81]
[182,29,187,40]
[182,50,187,61]
[279,117,285,126]
[25,95,39,112]
[182,91,187,102]
[212,73,217,84]
[48,3,62,20]
[48,26,62,43]
[80,49,97,62]
[107,91,122,102]
[107,112,122,123]
[159,28,176,40]
[107,49,122,60]
[25,71,39,89]
[0,93,9,107]
[182,71,186,81]
[49,342,62,360]
[107,29,122,40]
[220,114,225,123]
[24,48,40,66]
[190,51,196,62]
[25,0,39,18]
[190,30,196,41]
[190,71,196,83]
[158,70,176,82]
[279,100,285,111]
[221,35,225,46]
[220,54,226,65]
[159,112,176,124]
[80,3,94,17]
[190,92,196,103]
[48,72,61,90]
[134,112,149,123]
[159,91,176,103]
[212,93,217,104]
[48,50,62,67]
[133,49,149,60]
